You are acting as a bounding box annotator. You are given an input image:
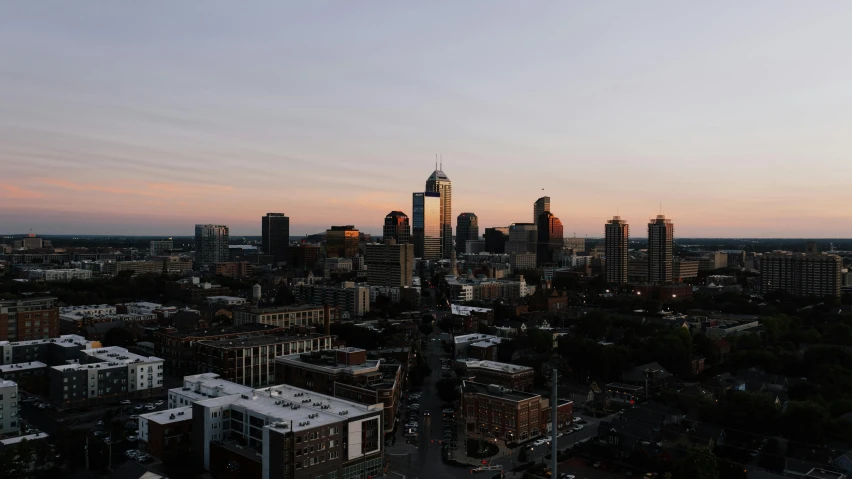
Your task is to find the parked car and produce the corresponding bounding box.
[573,424,584,431]
[120,400,131,406]
[125,450,139,459]
[130,415,139,420]
[126,435,138,441]
[533,439,546,446]
[154,400,164,406]
[134,405,144,411]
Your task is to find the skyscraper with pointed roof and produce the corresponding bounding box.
[425,165,452,259]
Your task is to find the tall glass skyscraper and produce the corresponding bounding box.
[194,224,230,266]
[425,169,452,259]
[262,213,289,264]
[648,215,674,283]
[383,211,411,245]
[412,192,441,260]
[536,212,563,266]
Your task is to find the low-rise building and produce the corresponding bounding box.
[705,320,761,339]
[138,406,193,461]
[233,305,339,330]
[445,275,527,302]
[27,269,93,282]
[453,333,502,359]
[275,348,402,434]
[0,334,93,365]
[0,380,20,436]
[105,259,193,276]
[0,297,60,341]
[292,283,370,317]
[214,262,254,278]
[455,359,534,391]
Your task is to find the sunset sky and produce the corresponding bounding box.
[2,2,851,237]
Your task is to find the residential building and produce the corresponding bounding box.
[453,334,502,359]
[0,297,59,341]
[293,283,371,317]
[648,215,674,284]
[324,257,353,277]
[0,380,20,436]
[275,348,402,433]
[28,269,92,282]
[465,240,486,254]
[49,346,164,408]
[673,259,700,282]
[365,241,414,287]
[605,216,629,284]
[445,275,527,303]
[510,253,537,270]
[507,223,536,254]
[105,259,193,276]
[412,191,441,260]
[262,213,290,264]
[455,359,534,391]
[194,333,332,387]
[326,225,359,258]
[233,305,339,330]
[761,250,843,297]
[150,239,174,257]
[533,196,550,224]
[0,334,93,366]
[168,373,384,479]
[484,227,509,254]
[195,224,230,266]
[536,212,563,266]
[166,279,231,303]
[456,212,479,255]
[214,261,254,278]
[705,320,761,339]
[425,167,453,259]
[461,380,573,442]
[382,211,411,245]
[138,406,193,461]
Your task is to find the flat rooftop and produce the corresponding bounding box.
[458,359,533,374]
[0,361,47,373]
[0,379,18,388]
[140,406,192,425]
[0,432,48,446]
[454,333,501,345]
[276,351,380,375]
[0,335,90,348]
[158,322,282,339]
[83,346,163,364]
[451,304,493,316]
[462,380,540,402]
[237,305,327,314]
[199,333,328,349]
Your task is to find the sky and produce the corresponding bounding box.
[1,2,851,238]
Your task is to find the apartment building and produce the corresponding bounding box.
[104,259,193,276]
[49,346,164,409]
[292,283,370,318]
[138,406,193,460]
[0,380,20,436]
[453,334,502,359]
[28,269,93,282]
[0,297,60,341]
[761,250,843,297]
[455,359,534,392]
[1,334,93,366]
[461,381,573,443]
[365,242,415,287]
[275,348,402,434]
[444,275,527,302]
[214,261,254,278]
[167,373,384,479]
[233,305,339,329]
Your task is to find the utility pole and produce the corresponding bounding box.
[85,436,89,471]
[551,368,558,479]
[109,432,113,473]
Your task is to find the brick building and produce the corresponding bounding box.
[0,297,60,341]
[138,406,193,461]
[455,359,534,392]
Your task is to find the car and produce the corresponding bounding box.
[593,461,601,468]
[145,405,156,411]
[573,424,584,431]
[533,439,546,446]
[154,400,164,406]
[423,411,431,416]
[134,405,144,411]
[558,474,575,479]
[120,400,131,405]
[93,431,107,437]
[556,432,564,438]
[37,403,48,409]
[97,420,104,426]
[127,435,138,441]
[405,423,418,428]
[137,454,152,463]
[130,415,139,420]
[103,437,113,445]
[125,450,139,458]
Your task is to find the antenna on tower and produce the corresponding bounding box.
[435,154,437,170]
[440,154,443,170]
[659,202,662,215]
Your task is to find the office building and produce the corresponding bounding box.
[412,192,441,260]
[563,237,586,253]
[195,224,230,266]
[605,216,629,284]
[533,196,550,224]
[455,212,479,255]
[461,380,573,442]
[510,253,537,270]
[275,348,402,433]
[455,359,534,392]
[536,212,563,266]
[382,211,411,245]
[49,346,164,408]
[27,268,93,282]
[104,259,193,276]
[150,239,174,257]
[673,259,700,281]
[293,283,371,318]
[761,250,843,297]
[214,261,254,278]
[168,373,384,479]
[484,227,510,254]
[425,167,453,259]
[287,244,321,270]
[233,305,339,330]
[365,242,414,287]
[507,223,537,254]
[0,380,19,436]
[262,213,290,264]
[0,297,59,342]
[648,215,674,284]
[326,226,359,258]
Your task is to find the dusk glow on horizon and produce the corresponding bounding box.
[2,2,852,237]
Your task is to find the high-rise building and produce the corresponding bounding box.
[382,211,411,245]
[365,241,415,287]
[507,223,537,254]
[425,168,452,258]
[412,192,441,260]
[149,239,173,257]
[648,215,674,284]
[605,216,629,284]
[455,212,479,255]
[484,227,510,254]
[536,212,563,266]
[325,225,359,258]
[194,224,230,266]
[261,213,290,264]
[761,248,843,297]
[533,196,550,224]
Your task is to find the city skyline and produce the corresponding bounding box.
[2,3,852,237]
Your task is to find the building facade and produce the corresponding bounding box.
[507,223,537,254]
[484,227,509,254]
[262,213,290,264]
[536,212,563,266]
[533,196,550,224]
[150,239,174,257]
[761,251,843,297]
[365,242,414,287]
[648,215,674,284]
[455,212,479,255]
[425,168,453,259]
[326,226,359,259]
[0,297,60,342]
[604,216,629,284]
[293,283,371,317]
[412,192,441,260]
[195,224,230,266]
[233,305,338,330]
[0,380,20,436]
[455,359,534,391]
[382,211,411,245]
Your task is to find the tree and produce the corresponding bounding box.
[102,326,134,347]
[782,401,830,443]
[435,378,460,403]
[670,447,719,479]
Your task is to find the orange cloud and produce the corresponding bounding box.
[0,185,44,199]
[38,178,235,198]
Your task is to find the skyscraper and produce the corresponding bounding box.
[605,216,629,284]
[536,212,563,266]
[412,192,441,260]
[366,241,415,287]
[455,212,479,255]
[383,211,411,245]
[507,223,537,254]
[534,196,550,224]
[261,213,290,264]
[326,225,359,258]
[425,168,452,259]
[484,227,510,254]
[194,224,230,266]
[648,215,674,284]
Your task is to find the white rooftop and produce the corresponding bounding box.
[83,346,163,364]
[0,335,90,348]
[457,359,532,373]
[0,432,48,446]
[451,304,493,316]
[0,361,47,373]
[454,333,501,345]
[0,379,17,388]
[140,406,192,425]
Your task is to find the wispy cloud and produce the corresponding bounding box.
[37,178,235,198]
[0,185,44,199]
